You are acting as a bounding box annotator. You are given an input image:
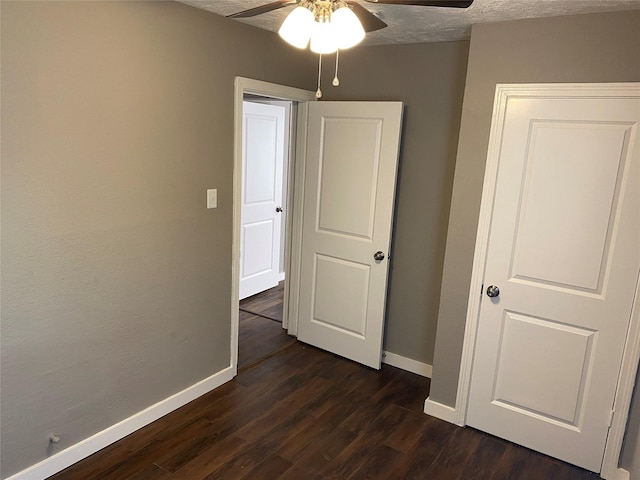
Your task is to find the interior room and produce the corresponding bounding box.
[2,1,640,479]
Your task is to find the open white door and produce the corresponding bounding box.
[240,101,285,300]
[467,85,640,472]
[297,101,403,369]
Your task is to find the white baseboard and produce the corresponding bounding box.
[382,351,432,378]
[606,468,630,480]
[6,366,235,480]
[424,396,459,425]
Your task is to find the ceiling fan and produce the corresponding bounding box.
[228,0,475,33]
[229,0,474,97]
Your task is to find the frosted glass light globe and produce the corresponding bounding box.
[278,6,314,49]
[310,20,338,54]
[331,6,365,49]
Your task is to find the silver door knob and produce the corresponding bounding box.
[374,251,385,261]
[276,207,283,213]
[486,285,500,298]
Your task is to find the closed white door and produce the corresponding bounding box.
[467,87,640,472]
[297,101,403,369]
[240,101,285,300]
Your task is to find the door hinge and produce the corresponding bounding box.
[608,409,615,427]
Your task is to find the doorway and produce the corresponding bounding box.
[238,94,293,369]
[232,78,404,374]
[231,77,317,373]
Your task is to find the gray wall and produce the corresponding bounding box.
[323,42,469,366]
[0,1,316,477]
[427,8,640,470]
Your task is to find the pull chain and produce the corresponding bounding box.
[332,49,340,86]
[316,54,323,99]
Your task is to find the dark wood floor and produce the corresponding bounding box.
[49,283,600,480]
[238,282,294,370]
[239,282,285,323]
[238,311,295,370]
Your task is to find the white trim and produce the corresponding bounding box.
[424,397,458,425]
[452,82,511,426]
[452,83,640,476]
[232,77,316,369]
[6,366,234,480]
[382,351,432,378]
[602,271,640,479]
[608,468,630,480]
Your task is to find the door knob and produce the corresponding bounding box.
[276,206,283,213]
[486,285,500,298]
[374,251,385,261]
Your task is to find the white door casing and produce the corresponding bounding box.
[297,101,403,369]
[240,101,286,300]
[466,85,640,472]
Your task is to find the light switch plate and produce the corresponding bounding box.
[207,189,217,209]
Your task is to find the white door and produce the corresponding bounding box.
[297,101,403,369]
[467,86,640,472]
[240,101,286,300]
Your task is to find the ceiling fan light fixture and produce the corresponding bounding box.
[232,0,474,92]
[310,20,338,54]
[278,5,314,49]
[331,5,365,49]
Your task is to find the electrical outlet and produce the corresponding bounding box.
[207,189,217,209]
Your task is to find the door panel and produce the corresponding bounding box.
[492,311,595,428]
[242,220,275,277]
[317,117,381,239]
[510,121,631,293]
[297,102,403,369]
[240,101,285,300]
[467,91,640,472]
[312,254,369,336]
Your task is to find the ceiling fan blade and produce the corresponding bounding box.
[346,2,388,32]
[228,0,298,19]
[363,0,473,7]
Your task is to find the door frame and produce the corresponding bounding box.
[452,83,640,478]
[231,77,316,373]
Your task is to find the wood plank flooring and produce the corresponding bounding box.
[48,282,600,480]
[48,343,599,480]
[239,282,284,323]
[238,310,295,370]
[238,282,293,370]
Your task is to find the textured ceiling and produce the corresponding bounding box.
[178,0,640,45]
